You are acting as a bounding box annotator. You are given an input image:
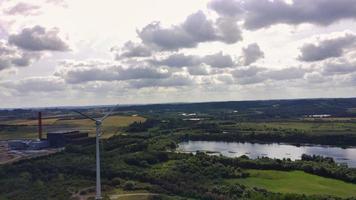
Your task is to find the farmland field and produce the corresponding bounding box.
[2,118,59,126]
[0,115,146,140]
[225,121,356,135]
[229,169,356,198]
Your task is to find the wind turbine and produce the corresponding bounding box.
[73,105,117,200]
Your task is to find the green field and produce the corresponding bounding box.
[53,115,146,137]
[228,121,356,135]
[228,170,356,198]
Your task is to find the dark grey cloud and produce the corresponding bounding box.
[298,32,356,62]
[202,52,234,68]
[55,61,171,84]
[0,40,39,71]
[112,41,152,59]
[240,43,264,65]
[9,25,70,51]
[5,3,40,16]
[209,0,356,30]
[137,11,242,50]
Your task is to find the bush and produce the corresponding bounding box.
[123,181,136,190]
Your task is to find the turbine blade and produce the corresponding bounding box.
[100,104,119,121]
[72,110,97,121]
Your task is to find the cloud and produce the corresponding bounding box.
[9,25,70,51]
[2,76,65,93]
[208,0,243,17]
[129,73,195,88]
[150,53,200,68]
[298,32,356,62]
[209,0,356,30]
[112,41,152,59]
[150,51,234,68]
[215,17,242,44]
[240,43,264,65]
[5,3,41,16]
[321,59,356,76]
[264,67,306,81]
[187,65,211,76]
[202,51,234,68]
[232,66,265,78]
[46,0,68,7]
[54,60,171,84]
[0,40,39,71]
[304,72,328,84]
[232,66,267,84]
[232,66,307,85]
[137,11,242,50]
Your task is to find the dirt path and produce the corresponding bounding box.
[110,193,159,199]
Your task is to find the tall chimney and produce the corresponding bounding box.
[38,112,42,140]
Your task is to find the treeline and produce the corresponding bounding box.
[181,130,356,146]
[115,98,356,118]
[3,134,356,199]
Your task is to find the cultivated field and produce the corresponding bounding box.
[0,115,146,140]
[229,169,356,198]
[226,120,356,135]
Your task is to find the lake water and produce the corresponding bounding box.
[178,141,356,168]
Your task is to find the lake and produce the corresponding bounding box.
[178,141,356,168]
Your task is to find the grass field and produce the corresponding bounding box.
[0,115,146,140]
[0,126,38,140]
[2,118,59,126]
[230,121,356,135]
[54,115,146,138]
[228,170,356,198]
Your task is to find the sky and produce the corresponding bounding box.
[0,0,356,108]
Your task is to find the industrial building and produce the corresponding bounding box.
[8,140,49,150]
[8,112,92,150]
[47,130,92,147]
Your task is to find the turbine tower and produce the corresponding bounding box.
[73,106,117,200]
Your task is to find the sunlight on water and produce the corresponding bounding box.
[178,141,356,168]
